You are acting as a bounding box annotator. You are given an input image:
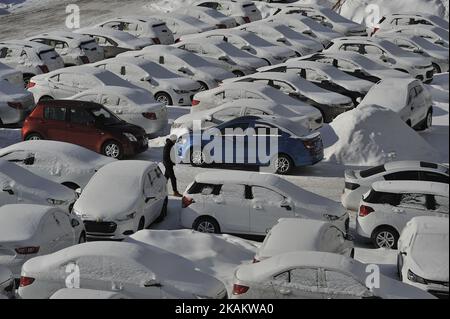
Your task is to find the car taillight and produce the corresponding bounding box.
[243,17,251,24]
[152,38,161,44]
[80,56,90,64]
[19,276,35,287]
[233,284,250,295]
[303,139,315,150]
[38,65,49,73]
[345,182,360,190]
[26,81,36,89]
[142,112,157,120]
[359,205,374,217]
[182,196,194,208]
[216,24,227,29]
[192,99,200,106]
[15,247,40,255]
[7,102,24,109]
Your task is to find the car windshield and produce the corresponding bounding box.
[241,33,275,47]
[216,42,251,58]
[351,54,388,70]
[178,51,211,68]
[414,234,449,253]
[379,40,421,57]
[140,61,178,79]
[88,106,123,125]
[321,8,354,24]
[411,36,443,51]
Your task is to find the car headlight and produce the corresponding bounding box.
[323,214,339,221]
[47,198,67,206]
[407,270,427,284]
[116,212,136,222]
[123,133,137,142]
[174,89,189,94]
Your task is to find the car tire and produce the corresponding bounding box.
[397,254,403,280]
[78,232,86,244]
[198,81,209,91]
[432,63,441,74]
[416,108,433,131]
[155,92,173,106]
[138,217,145,231]
[272,154,294,175]
[155,197,168,223]
[193,217,221,234]
[102,140,123,159]
[371,226,399,249]
[25,133,43,141]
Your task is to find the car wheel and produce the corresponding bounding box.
[25,133,43,141]
[155,92,173,106]
[155,197,168,223]
[198,81,208,91]
[371,227,399,249]
[102,141,123,159]
[190,148,207,167]
[432,63,441,74]
[272,154,294,175]
[194,217,220,234]
[138,217,145,231]
[78,232,86,244]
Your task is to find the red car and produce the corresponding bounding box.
[22,100,149,159]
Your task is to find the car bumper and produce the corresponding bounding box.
[83,219,136,240]
[356,217,373,239]
[172,92,197,106]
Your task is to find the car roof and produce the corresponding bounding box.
[75,27,138,40]
[28,31,92,44]
[407,216,449,235]
[371,181,449,196]
[0,40,54,52]
[106,16,165,25]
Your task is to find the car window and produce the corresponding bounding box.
[324,270,370,297]
[290,268,319,289]
[70,107,95,125]
[384,171,420,181]
[363,45,384,55]
[212,107,241,122]
[252,186,284,204]
[341,44,360,53]
[398,193,427,210]
[253,123,280,137]
[365,191,401,206]
[44,106,66,121]
[421,171,449,184]
[220,184,246,200]
[143,174,153,196]
[187,182,221,196]
[407,87,416,105]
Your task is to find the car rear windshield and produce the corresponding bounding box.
[360,165,386,178]
[38,49,57,61]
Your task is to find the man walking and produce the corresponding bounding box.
[163,135,182,197]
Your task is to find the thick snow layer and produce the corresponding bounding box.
[321,104,441,166]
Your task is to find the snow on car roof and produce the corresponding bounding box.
[371,180,449,196]
[383,160,448,173]
[75,27,140,41]
[0,40,53,52]
[0,204,57,243]
[105,16,165,25]
[52,66,136,88]
[408,216,449,235]
[28,31,93,46]
[111,57,178,78]
[50,288,128,299]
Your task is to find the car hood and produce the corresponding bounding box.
[259,45,294,58]
[231,55,267,69]
[410,250,450,282]
[394,53,432,67]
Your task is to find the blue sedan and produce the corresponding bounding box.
[175,116,324,175]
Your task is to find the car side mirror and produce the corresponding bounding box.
[2,187,14,195]
[71,219,80,228]
[277,37,287,43]
[141,75,151,82]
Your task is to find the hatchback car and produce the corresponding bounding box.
[22,100,149,159]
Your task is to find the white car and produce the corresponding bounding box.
[152,13,215,41]
[0,61,23,87]
[27,66,139,102]
[175,37,269,76]
[375,13,449,34]
[0,159,76,212]
[191,82,323,131]
[232,251,435,299]
[360,79,433,130]
[27,31,104,66]
[50,288,130,299]
[239,21,324,56]
[181,171,349,236]
[73,161,168,240]
[171,99,314,137]
[376,26,449,48]
[326,37,435,83]
[195,0,262,25]
[298,51,412,83]
[0,80,35,125]
[375,34,449,73]
[70,86,168,135]
[74,27,151,58]
[174,6,237,29]
[268,13,343,47]
[356,181,449,249]
[398,216,449,299]
[254,218,354,263]
[342,161,449,212]
[18,241,228,299]
[95,16,175,44]
[0,266,13,299]
[0,140,116,190]
[226,71,354,123]
[93,57,201,106]
[0,40,64,84]
[183,29,297,65]
[0,204,85,277]
[119,45,234,90]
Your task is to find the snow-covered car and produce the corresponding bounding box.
[151,13,215,41]
[0,61,23,87]
[268,13,343,47]
[0,204,85,277]
[357,181,449,249]
[225,71,354,123]
[0,80,35,125]
[26,65,138,102]
[27,31,104,66]
[272,4,367,36]
[0,140,116,190]
[181,172,349,236]
[95,16,175,44]
[118,45,234,90]
[195,0,262,25]
[239,21,324,56]
[50,288,130,299]
[73,161,168,240]
[93,57,201,106]
[0,266,13,299]
[254,218,354,263]
[0,40,64,84]
[171,99,313,137]
[232,251,435,299]
[326,37,435,83]
[260,60,373,104]
[74,27,151,58]
[376,26,449,48]
[69,86,168,135]
[183,29,297,65]
[375,34,449,73]
[360,79,433,130]
[298,51,412,83]
[0,159,76,212]
[174,37,269,76]
[18,241,228,299]
[342,161,449,212]
[375,13,449,34]
[174,6,237,29]
[191,82,323,131]
[398,216,449,299]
